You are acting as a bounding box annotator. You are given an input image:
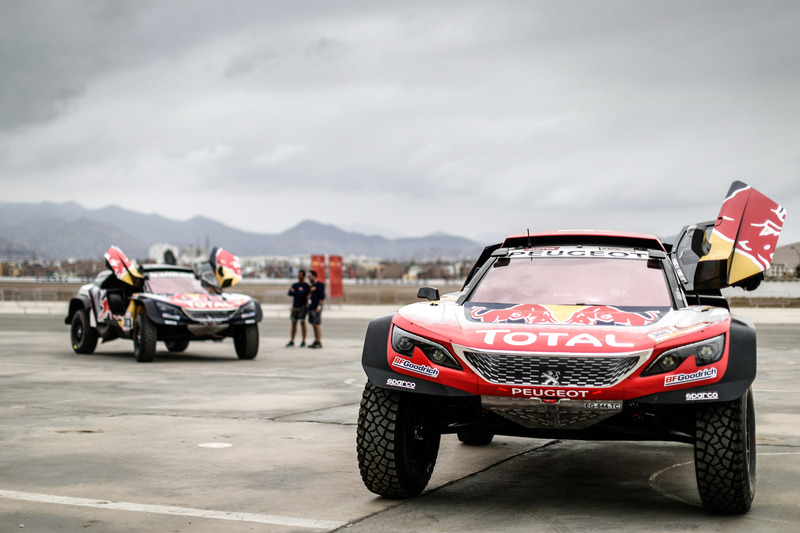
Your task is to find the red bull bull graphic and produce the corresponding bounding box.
[701,181,787,284]
[467,303,665,326]
[103,245,142,286]
[211,247,242,288]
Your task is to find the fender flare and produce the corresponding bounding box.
[361,314,473,397]
[135,297,169,326]
[636,315,757,405]
[65,295,93,326]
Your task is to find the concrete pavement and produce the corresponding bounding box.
[0,309,798,531]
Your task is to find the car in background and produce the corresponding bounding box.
[357,181,786,514]
[66,246,262,362]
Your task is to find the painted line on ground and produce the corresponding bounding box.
[0,489,346,530]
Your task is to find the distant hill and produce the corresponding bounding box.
[0,236,36,261]
[0,201,482,261]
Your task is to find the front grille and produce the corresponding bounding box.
[183,308,237,323]
[463,351,641,388]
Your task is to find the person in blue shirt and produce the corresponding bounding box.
[286,269,310,347]
[307,269,325,349]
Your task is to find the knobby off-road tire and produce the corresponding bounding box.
[356,381,441,498]
[70,309,98,354]
[234,324,259,359]
[133,312,157,363]
[457,432,495,446]
[694,388,756,514]
[165,339,190,353]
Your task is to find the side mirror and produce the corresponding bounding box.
[417,287,440,302]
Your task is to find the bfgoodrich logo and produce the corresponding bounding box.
[392,357,440,378]
[665,367,717,386]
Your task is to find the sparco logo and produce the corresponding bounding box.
[664,368,717,386]
[392,357,440,378]
[541,370,561,386]
[386,378,416,390]
[685,392,719,401]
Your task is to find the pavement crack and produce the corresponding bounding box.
[330,439,563,532]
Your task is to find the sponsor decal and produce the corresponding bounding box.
[469,303,662,326]
[584,401,622,409]
[166,296,237,310]
[386,378,416,390]
[148,272,195,278]
[510,387,591,399]
[526,249,649,259]
[647,323,708,344]
[392,357,440,378]
[686,391,719,401]
[477,329,635,348]
[665,367,717,386]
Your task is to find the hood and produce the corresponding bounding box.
[395,301,730,354]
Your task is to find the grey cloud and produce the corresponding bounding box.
[0,1,798,243]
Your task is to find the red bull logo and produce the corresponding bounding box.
[470,304,557,324]
[468,304,663,327]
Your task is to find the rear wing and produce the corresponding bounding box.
[672,181,786,292]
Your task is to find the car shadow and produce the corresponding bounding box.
[63,349,251,363]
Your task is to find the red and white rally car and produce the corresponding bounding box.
[66,246,262,362]
[357,181,786,514]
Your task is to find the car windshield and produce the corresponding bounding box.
[146,272,209,295]
[469,255,672,307]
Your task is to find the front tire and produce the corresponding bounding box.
[234,324,259,359]
[70,309,98,354]
[694,388,756,514]
[357,381,441,498]
[133,312,157,363]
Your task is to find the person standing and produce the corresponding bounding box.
[307,269,325,349]
[286,269,310,347]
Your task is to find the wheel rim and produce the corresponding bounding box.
[403,416,435,474]
[73,320,84,344]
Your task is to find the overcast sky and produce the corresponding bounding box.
[1,1,798,245]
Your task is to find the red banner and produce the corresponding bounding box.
[310,254,326,286]
[329,255,343,299]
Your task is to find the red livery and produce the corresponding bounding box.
[357,181,786,515]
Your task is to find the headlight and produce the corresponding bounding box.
[641,334,725,376]
[391,326,462,370]
[238,300,257,319]
[155,301,184,321]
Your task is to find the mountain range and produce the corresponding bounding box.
[0,201,483,261]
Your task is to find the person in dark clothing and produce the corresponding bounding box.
[287,269,310,347]
[307,270,325,348]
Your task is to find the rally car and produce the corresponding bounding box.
[66,246,262,362]
[357,181,786,514]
